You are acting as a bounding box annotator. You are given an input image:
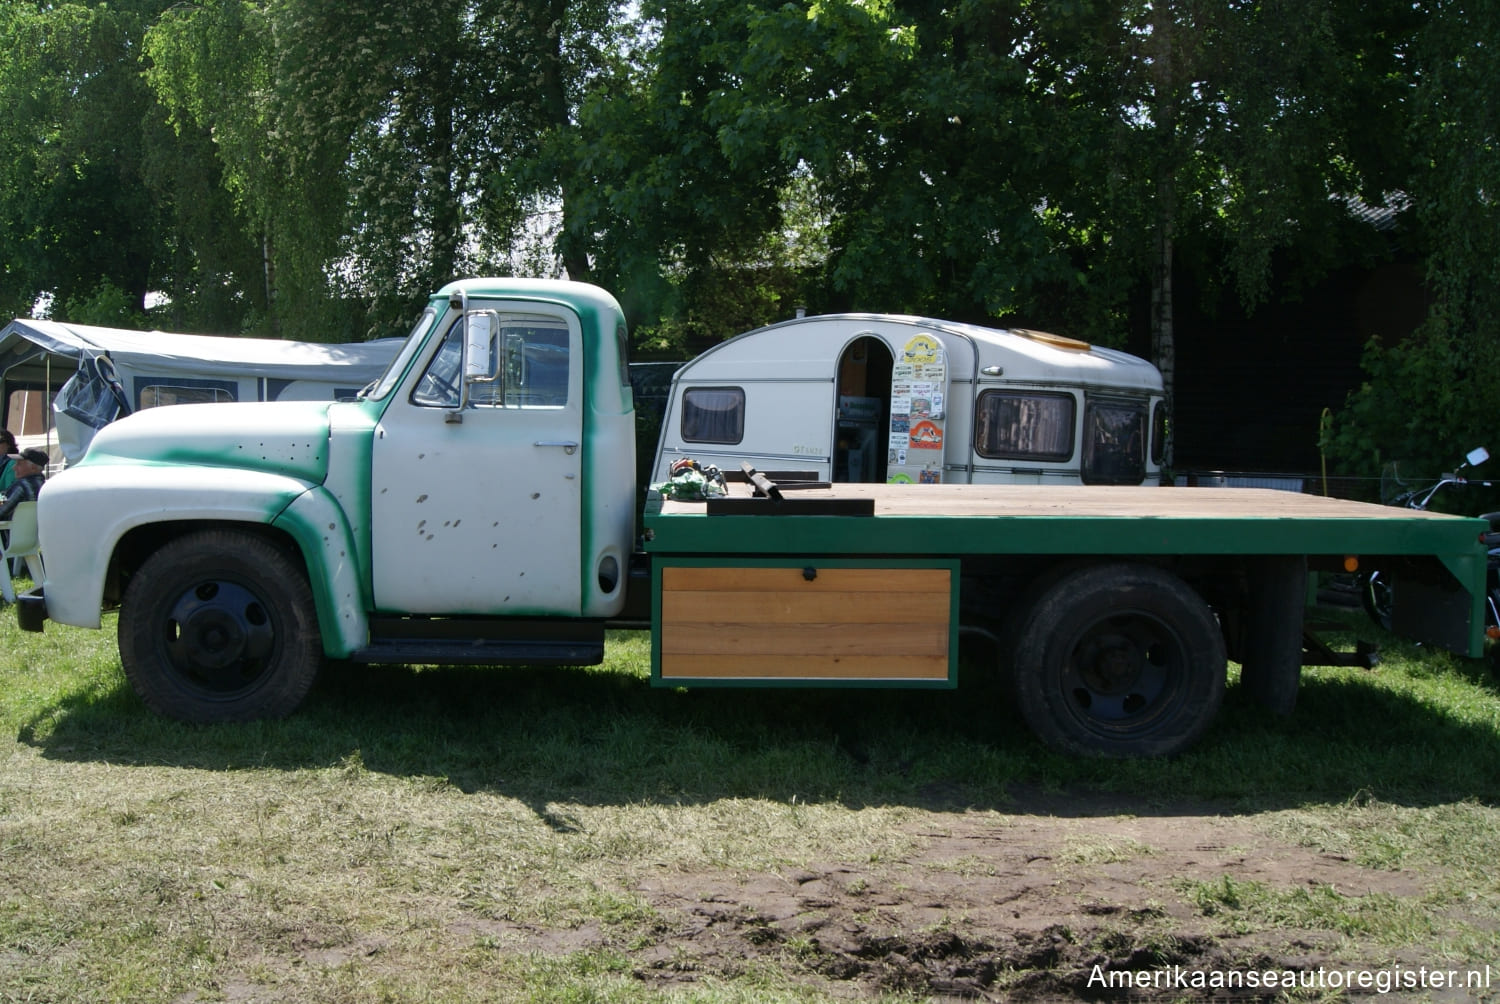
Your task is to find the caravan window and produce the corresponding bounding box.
[1082,397,1147,485]
[681,387,745,444]
[136,378,237,409]
[974,391,1075,460]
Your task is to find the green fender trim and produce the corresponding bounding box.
[274,488,370,658]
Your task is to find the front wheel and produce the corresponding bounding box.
[1009,563,1226,758]
[118,529,323,723]
[1359,570,1393,631]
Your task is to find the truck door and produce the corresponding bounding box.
[369,305,583,615]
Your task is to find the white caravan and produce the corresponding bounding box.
[652,313,1166,486]
[0,319,401,467]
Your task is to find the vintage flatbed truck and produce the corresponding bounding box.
[16,278,1491,757]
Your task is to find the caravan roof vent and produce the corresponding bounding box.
[1013,328,1092,352]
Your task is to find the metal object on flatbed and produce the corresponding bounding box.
[705,465,866,516]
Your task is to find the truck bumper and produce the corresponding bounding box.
[16,586,47,633]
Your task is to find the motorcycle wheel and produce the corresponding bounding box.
[1359,570,1393,631]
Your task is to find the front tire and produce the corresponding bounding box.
[1359,570,1393,630]
[118,529,322,723]
[1010,563,1226,758]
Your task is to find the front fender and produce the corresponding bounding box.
[38,466,367,658]
[272,487,369,657]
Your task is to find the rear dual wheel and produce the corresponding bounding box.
[118,529,322,723]
[1010,563,1226,758]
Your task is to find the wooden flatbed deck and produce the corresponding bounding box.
[660,484,1461,520]
[646,484,1488,567]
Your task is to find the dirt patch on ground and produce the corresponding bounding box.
[512,796,1486,1001]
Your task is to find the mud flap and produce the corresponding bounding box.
[1391,567,1475,655]
[1239,555,1306,716]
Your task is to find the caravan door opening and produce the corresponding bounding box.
[834,336,893,483]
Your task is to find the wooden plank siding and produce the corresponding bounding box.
[658,565,953,683]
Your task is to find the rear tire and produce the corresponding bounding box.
[1010,563,1226,758]
[118,529,322,723]
[1238,555,1306,716]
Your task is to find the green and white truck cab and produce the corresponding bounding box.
[29,279,636,719]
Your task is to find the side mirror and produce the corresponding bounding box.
[1467,446,1490,468]
[464,311,496,384]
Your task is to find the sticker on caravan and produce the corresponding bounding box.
[889,334,948,485]
[902,334,943,366]
[909,421,943,449]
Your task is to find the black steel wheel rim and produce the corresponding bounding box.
[160,579,280,697]
[1057,612,1189,736]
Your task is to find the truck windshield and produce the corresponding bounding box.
[362,309,436,401]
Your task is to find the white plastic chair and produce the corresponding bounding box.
[0,501,44,604]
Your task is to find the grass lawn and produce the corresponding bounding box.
[3,594,1499,1002]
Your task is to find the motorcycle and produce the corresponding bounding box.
[1358,447,1500,643]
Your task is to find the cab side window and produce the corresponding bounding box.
[411,314,572,410]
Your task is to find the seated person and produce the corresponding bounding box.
[0,430,17,493]
[0,448,48,523]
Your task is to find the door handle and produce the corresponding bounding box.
[535,440,579,455]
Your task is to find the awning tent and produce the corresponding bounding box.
[0,319,402,466]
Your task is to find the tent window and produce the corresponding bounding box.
[681,387,745,444]
[136,378,237,409]
[5,384,54,437]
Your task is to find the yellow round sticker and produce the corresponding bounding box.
[902,334,943,365]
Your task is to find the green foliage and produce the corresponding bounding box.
[1324,0,1500,479]
[1323,322,1500,491]
[0,2,172,319]
[59,281,149,329]
[0,0,1494,471]
[144,0,626,341]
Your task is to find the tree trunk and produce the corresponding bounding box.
[1149,0,1178,476]
[1152,177,1175,475]
[537,0,592,282]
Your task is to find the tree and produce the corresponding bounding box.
[146,0,625,340]
[560,0,1110,349]
[0,1,175,322]
[1039,0,1421,471]
[1323,0,1500,477]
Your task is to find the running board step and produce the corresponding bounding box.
[351,617,605,666]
